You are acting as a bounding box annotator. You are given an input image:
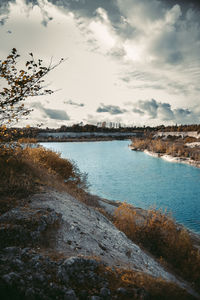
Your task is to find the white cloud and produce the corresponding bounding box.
[165,4,182,25]
[132,98,200,124]
[88,7,117,52]
[0,0,200,127]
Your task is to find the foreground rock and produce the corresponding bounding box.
[30,189,198,296]
[0,188,199,299]
[0,207,61,248]
[0,247,112,300]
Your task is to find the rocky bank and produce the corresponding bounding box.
[0,188,199,299]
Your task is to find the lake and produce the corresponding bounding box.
[41,140,200,233]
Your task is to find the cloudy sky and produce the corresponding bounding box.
[0,0,200,127]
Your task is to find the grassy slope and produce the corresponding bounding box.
[0,143,199,297]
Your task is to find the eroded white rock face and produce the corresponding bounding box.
[30,189,197,296]
[186,142,200,148]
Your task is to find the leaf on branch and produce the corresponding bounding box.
[1,48,64,126]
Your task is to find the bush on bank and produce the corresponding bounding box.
[131,137,200,161]
[0,144,85,209]
[114,203,200,291]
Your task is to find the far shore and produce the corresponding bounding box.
[129,145,200,169]
[37,137,132,143]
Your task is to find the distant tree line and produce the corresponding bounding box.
[2,123,200,142]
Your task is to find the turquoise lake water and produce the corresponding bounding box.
[41,140,200,233]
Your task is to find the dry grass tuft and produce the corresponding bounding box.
[0,145,86,213]
[114,203,200,291]
[23,147,74,181]
[131,137,200,161]
[17,137,37,144]
[97,265,195,299]
[65,184,101,208]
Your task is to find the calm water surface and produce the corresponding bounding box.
[41,140,200,233]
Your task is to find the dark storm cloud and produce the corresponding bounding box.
[49,0,121,23]
[121,77,130,83]
[132,99,200,123]
[164,0,200,11]
[42,108,70,120]
[32,102,70,120]
[1,0,200,65]
[133,98,173,120]
[120,70,192,96]
[136,99,159,119]
[0,15,7,25]
[120,70,159,83]
[96,103,126,115]
[132,108,144,115]
[1,0,200,122]
[40,10,53,27]
[64,99,84,107]
[20,0,200,14]
[0,0,53,27]
[108,47,126,59]
[150,26,185,66]
[0,0,14,26]
[1,0,200,27]
[157,102,174,121]
[174,108,191,118]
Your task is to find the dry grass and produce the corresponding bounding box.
[97,265,195,300]
[23,147,74,181]
[1,141,199,297]
[0,149,38,198]
[65,184,101,208]
[132,137,200,161]
[42,254,196,299]
[0,145,85,213]
[131,138,151,150]
[114,203,200,291]
[17,137,37,144]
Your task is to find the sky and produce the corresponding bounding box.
[0,0,200,127]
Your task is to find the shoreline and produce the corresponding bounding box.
[129,145,200,169]
[1,187,199,298]
[99,194,200,238]
[37,137,131,143]
[1,141,200,298]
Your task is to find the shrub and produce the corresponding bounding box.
[131,138,151,150]
[23,147,74,180]
[0,145,86,208]
[17,138,37,144]
[184,137,197,143]
[131,137,200,162]
[0,147,38,200]
[97,265,195,299]
[114,203,200,290]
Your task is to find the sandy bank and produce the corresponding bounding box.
[145,150,200,168]
[129,145,200,168]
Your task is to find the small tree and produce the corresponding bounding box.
[0,48,64,126]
